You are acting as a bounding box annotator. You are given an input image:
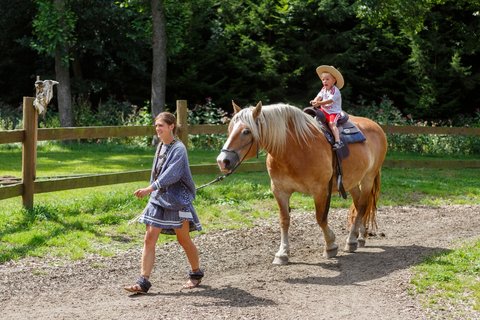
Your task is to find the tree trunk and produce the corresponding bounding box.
[150,0,167,118]
[54,0,73,127]
[55,49,73,127]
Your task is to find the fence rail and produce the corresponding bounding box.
[0,98,479,208]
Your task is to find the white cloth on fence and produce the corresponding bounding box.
[33,80,59,115]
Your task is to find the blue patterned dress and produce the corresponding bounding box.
[138,140,202,235]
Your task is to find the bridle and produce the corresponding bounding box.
[196,136,258,191]
[220,137,255,170]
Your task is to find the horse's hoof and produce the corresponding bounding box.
[358,239,366,248]
[323,246,338,258]
[272,256,289,265]
[344,242,358,252]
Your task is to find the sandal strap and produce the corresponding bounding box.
[136,276,152,293]
[188,269,204,281]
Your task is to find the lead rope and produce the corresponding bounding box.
[196,139,256,190]
[128,140,256,225]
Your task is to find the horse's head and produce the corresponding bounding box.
[216,101,262,173]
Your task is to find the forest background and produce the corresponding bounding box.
[0,0,479,130]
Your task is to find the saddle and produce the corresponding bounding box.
[304,107,367,199]
[303,107,366,151]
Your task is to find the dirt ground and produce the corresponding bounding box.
[1,204,479,320]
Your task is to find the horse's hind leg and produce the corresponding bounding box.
[347,171,381,252]
[314,190,338,259]
[344,187,365,252]
[272,189,292,265]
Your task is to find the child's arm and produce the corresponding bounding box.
[311,99,333,107]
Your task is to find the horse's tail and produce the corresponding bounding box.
[349,170,381,232]
[364,170,381,231]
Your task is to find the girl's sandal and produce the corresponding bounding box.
[124,276,152,294]
[182,269,204,289]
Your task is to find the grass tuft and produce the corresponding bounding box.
[411,239,480,313]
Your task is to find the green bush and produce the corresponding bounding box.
[348,96,480,155]
[0,101,22,130]
[123,103,155,147]
[187,98,230,150]
[75,96,136,127]
[2,94,478,155]
[349,95,410,126]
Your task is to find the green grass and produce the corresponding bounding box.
[410,238,480,315]
[1,142,479,262]
[1,142,479,313]
[1,165,478,262]
[386,150,479,161]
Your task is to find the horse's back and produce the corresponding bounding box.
[340,116,387,187]
[350,115,387,156]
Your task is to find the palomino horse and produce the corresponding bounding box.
[217,101,387,265]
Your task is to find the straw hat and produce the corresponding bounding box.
[316,65,344,89]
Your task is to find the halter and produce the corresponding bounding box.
[220,137,255,167]
[196,137,258,191]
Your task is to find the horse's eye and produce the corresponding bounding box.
[242,128,251,135]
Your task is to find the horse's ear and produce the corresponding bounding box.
[232,100,242,114]
[252,101,262,120]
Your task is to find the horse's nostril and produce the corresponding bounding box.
[223,159,231,167]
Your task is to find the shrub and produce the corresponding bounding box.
[187,98,230,150]
[75,96,136,127]
[0,101,22,130]
[348,96,480,156]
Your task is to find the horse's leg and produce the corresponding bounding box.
[272,189,292,265]
[345,175,378,251]
[345,186,363,252]
[314,185,338,259]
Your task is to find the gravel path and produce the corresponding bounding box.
[1,205,479,320]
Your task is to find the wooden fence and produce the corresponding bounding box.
[1,97,479,209]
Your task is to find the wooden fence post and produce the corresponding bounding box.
[22,97,37,209]
[176,100,188,149]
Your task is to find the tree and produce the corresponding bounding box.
[151,0,167,116]
[354,0,480,119]
[32,0,76,126]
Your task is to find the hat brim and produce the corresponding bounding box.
[316,65,344,89]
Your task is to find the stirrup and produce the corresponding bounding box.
[333,141,344,150]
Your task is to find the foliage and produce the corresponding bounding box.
[187,98,230,150]
[349,96,480,155]
[123,102,156,147]
[74,96,136,126]
[0,102,22,130]
[349,95,410,125]
[0,0,479,125]
[354,0,480,119]
[410,238,480,314]
[31,0,77,64]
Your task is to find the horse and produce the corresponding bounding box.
[216,101,388,265]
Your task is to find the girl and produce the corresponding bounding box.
[124,112,203,293]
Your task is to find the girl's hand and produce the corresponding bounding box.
[134,186,153,198]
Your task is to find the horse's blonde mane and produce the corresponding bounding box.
[231,103,320,155]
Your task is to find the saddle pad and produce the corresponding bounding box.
[340,121,366,144]
[321,123,366,145]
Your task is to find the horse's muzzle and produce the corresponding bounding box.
[216,150,238,173]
